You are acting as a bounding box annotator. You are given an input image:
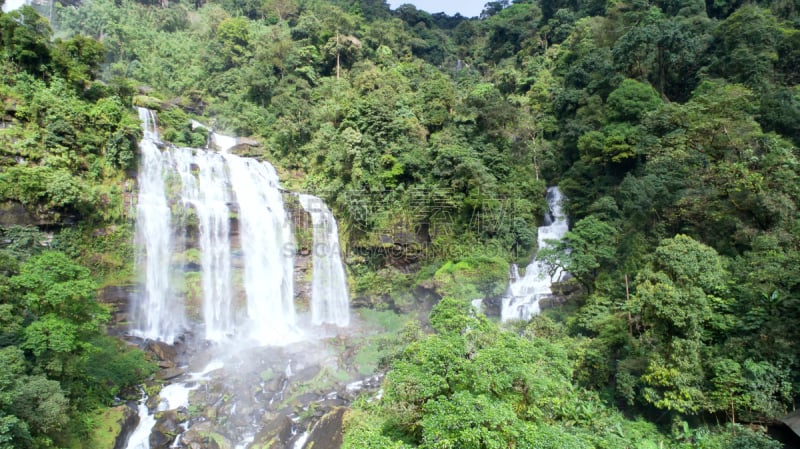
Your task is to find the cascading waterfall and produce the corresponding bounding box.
[171,149,233,341]
[501,187,569,321]
[297,194,351,327]
[131,108,300,344]
[132,108,185,343]
[225,155,298,343]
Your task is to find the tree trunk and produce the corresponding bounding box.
[336,31,340,80]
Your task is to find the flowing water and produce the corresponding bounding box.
[297,194,351,327]
[126,109,362,449]
[130,109,318,344]
[501,187,569,321]
[131,109,185,343]
[171,149,233,342]
[225,155,299,343]
[125,392,157,449]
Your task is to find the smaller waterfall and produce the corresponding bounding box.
[132,108,185,343]
[211,132,237,152]
[501,187,569,321]
[297,194,351,327]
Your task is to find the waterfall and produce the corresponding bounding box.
[501,187,569,321]
[131,109,299,344]
[225,155,298,343]
[1,0,28,12]
[132,108,185,343]
[297,194,351,327]
[171,148,233,341]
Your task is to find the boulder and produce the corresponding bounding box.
[228,138,262,157]
[97,285,137,327]
[302,407,348,449]
[114,403,141,449]
[157,367,185,380]
[181,421,232,449]
[248,414,293,449]
[149,409,189,449]
[147,340,178,365]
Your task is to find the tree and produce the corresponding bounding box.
[214,17,252,69]
[605,79,662,123]
[0,6,52,75]
[540,215,617,292]
[708,6,781,89]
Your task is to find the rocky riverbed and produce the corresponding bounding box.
[118,310,393,449]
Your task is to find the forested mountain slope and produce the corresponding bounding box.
[1,0,799,447]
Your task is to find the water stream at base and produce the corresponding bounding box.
[125,392,157,449]
[124,361,225,449]
[501,187,569,321]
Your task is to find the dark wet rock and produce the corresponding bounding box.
[317,396,346,409]
[264,374,287,394]
[293,365,321,383]
[150,409,188,449]
[229,138,262,157]
[293,252,311,308]
[537,294,564,310]
[539,279,583,310]
[249,415,293,449]
[147,340,178,365]
[291,393,321,410]
[183,261,202,272]
[551,278,582,298]
[114,402,141,449]
[483,294,503,317]
[303,407,348,449]
[349,294,395,311]
[97,284,137,327]
[0,201,55,226]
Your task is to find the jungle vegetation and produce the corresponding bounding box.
[1,0,799,446]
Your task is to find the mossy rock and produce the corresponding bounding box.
[304,407,348,449]
[75,404,138,449]
[250,415,293,449]
[132,95,164,110]
[182,422,232,449]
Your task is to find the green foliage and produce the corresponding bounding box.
[0,245,153,447]
[432,256,509,300]
[606,79,663,123]
[2,0,797,445]
[347,296,675,448]
[540,215,617,291]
